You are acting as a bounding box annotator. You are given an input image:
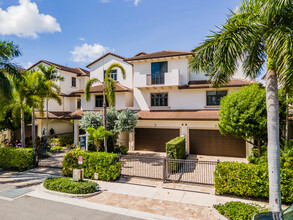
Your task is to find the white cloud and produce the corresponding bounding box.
[78,37,85,41]
[0,0,61,38]
[134,0,141,6]
[101,0,109,3]
[24,61,33,69]
[70,43,108,63]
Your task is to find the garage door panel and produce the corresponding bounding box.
[189,129,246,157]
[135,128,180,152]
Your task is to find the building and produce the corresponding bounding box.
[32,51,261,158]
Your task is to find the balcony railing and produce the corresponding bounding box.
[147,73,165,85]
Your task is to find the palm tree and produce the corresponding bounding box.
[86,126,113,151]
[189,0,293,211]
[28,71,62,149]
[0,41,21,117]
[84,63,126,152]
[37,65,64,138]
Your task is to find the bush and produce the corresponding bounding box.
[0,147,34,171]
[43,177,98,194]
[62,149,121,181]
[114,145,128,155]
[50,136,74,147]
[166,137,186,159]
[214,162,293,203]
[214,202,267,220]
[50,146,63,153]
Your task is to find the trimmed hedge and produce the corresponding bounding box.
[214,162,293,203]
[62,149,121,181]
[214,201,267,220]
[43,177,98,194]
[50,135,74,147]
[166,137,186,159]
[0,147,34,171]
[51,146,63,153]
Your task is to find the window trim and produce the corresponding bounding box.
[76,98,81,109]
[206,90,227,106]
[150,92,168,107]
[95,95,109,108]
[71,77,77,87]
[104,69,118,81]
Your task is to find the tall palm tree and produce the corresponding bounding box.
[0,41,21,118]
[189,0,293,211]
[28,71,62,149]
[84,63,126,152]
[37,65,64,138]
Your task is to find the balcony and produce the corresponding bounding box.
[135,69,180,88]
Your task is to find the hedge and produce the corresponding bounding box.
[214,162,293,203]
[166,137,186,159]
[43,177,98,194]
[0,147,34,171]
[50,135,74,146]
[62,149,121,181]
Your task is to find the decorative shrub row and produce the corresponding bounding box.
[43,177,98,194]
[214,201,267,220]
[214,162,293,203]
[62,149,121,181]
[166,136,186,159]
[0,147,34,171]
[50,146,63,153]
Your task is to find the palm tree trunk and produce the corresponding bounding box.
[285,93,289,142]
[32,108,36,148]
[46,98,49,138]
[103,83,107,152]
[20,107,25,148]
[266,69,281,212]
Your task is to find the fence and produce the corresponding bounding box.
[119,154,218,185]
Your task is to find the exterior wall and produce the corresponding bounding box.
[35,119,73,137]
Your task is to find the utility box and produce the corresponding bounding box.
[73,169,84,181]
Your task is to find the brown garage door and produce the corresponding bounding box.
[135,128,180,152]
[189,129,246,157]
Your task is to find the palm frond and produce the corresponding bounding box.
[104,77,116,107]
[105,63,126,80]
[84,78,100,102]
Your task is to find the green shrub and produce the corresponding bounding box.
[0,147,34,171]
[214,201,267,220]
[43,177,98,194]
[50,136,74,147]
[114,145,128,155]
[62,149,121,181]
[166,137,186,159]
[50,146,63,153]
[214,162,293,203]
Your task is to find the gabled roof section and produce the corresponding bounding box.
[126,50,193,61]
[86,52,128,68]
[70,82,132,95]
[179,78,257,89]
[27,60,90,77]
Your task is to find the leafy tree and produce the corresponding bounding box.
[189,0,293,211]
[86,126,113,151]
[37,65,64,138]
[218,84,287,156]
[115,109,138,133]
[84,63,126,152]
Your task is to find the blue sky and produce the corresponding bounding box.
[0,0,242,70]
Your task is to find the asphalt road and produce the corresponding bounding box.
[0,195,142,220]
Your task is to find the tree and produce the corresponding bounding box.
[84,63,126,152]
[189,0,293,211]
[0,41,21,120]
[86,126,113,151]
[218,84,287,156]
[37,65,64,138]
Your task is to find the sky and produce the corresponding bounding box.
[0,0,243,71]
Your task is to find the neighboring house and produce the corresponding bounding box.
[26,51,283,158]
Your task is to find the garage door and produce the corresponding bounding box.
[189,129,246,157]
[135,128,180,152]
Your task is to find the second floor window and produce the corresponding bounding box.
[95,95,109,108]
[72,77,76,87]
[151,93,168,107]
[77,99,81,109]
[151,61,168,84]
[206,90,227,106]
[104,70,117,81]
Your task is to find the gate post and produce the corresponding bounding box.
[163,158,167,182]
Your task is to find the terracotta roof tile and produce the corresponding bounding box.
[179,78,257,89]
[126,50,193,61]
[86,52,129,68]
[27,60,90,76]
[35,111,72,119]
[71,83,132,94]
[138,110,219,120]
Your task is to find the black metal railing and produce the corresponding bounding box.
[119,154,218,185]
[146,73,165,85]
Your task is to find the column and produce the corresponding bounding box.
[74,120,79,145]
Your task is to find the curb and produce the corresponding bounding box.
[211,207,229,220]
[41,185,102,198]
